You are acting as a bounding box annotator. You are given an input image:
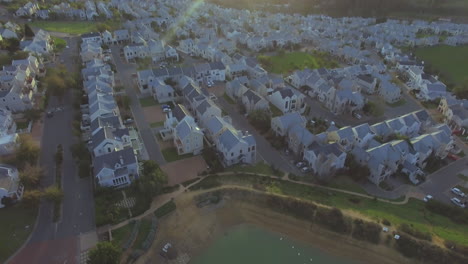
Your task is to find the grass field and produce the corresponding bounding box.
[162,147,193,162]
[193,174,468,246]
[139,97,158,107]
[133,218,152,249]
[29,21,121,35]
[415,45,468,87]
[258,51,339,74]
[52,36,67,52]
[0,206,37,263]
[111,222,134,248]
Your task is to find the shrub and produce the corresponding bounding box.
[399,223,432,241]
[315,207,351,234]
[352,219,381,244]
[426,200,468,224]
[382,219,391,226]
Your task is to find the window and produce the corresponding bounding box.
[252,146,255,150]
[248,147,250,152]
[240,149,243,154]
[285,101,289,109]
[231,152,234,157]
[108,147,111,152]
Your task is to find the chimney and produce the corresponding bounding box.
[119,155,124,165]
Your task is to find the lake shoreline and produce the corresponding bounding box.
[136,190,414,264]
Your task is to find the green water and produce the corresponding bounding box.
[190,225,356,264]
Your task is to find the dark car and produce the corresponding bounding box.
[46,111,54,118]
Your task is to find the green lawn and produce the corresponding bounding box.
[228,162,284,177]
[52,36,67,53]
[197,174,468,246]
[150,121,165,128]
[139,97,158,107]
[0,206,37,263]
[15,120,30,130]
[162,147,193,162]
[29,21,121,35]
[327,175,368,195]
[154,200,176,218]
[132,218,152,250]
[111,222,134,248]
[258,51,338,74]
[415,45,468,87]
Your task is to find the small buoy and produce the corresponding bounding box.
[298,253,300,256]
[280,237,283,240]
[310,258,313,261]
[292,246,295,249]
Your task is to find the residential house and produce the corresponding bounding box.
[91,126,131,157]
[288,124,315,156]
[81,32,103,44]
[303,142,347,179]
[225,79,248,101]
[173,120,204,155]
[215,127,256,166]
[352,123,375,148]
[150,79,174,103]
[327,126,355,151]
[271,112,306,137]
[0,165,23,208]
[269,88,305,114]
[93,147,139,188]
[367,143,402,185]
[195,99,222,128]
[356,74,377,94]
[0,108,17,155]
[241,89,269,114]
[378,80,401,103]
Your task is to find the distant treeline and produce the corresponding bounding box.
[208,0,468,18]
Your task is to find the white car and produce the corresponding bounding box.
[301,167,310,173]
[451,197,465,208]
[451,187,465,197]
[295,162,304,168]
[163,108,171,113]
[423,195,433,202]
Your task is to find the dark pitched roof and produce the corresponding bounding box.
[93,147,136,175]
[172,104,190,122]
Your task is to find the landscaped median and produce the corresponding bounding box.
[29,21,122,35]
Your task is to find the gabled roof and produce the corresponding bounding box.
[93,147,136,176]
[352,123,373,139]
[273,112,305,131]
[308,142,344,157]
[172,104,191,122]
[242,89,263,104]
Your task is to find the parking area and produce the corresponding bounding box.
[142,105,166,124]
[418,158,468,206]
[160,155,207,186]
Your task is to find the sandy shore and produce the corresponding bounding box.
[136,190,415,264]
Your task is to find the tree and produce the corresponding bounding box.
[19,164,44,189]
[248,109,271,133]
[45,74,67,97]
[1,196,14,207]
[24,24,35,38]
[16,135,40,169]
[345,154,370,182]
[22,190,43,208]
[137,160,168,197]
[23,109,42,122]
[88,242,121,264]
[43,186,63,203]
[96,23,110,33]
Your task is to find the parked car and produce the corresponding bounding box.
[46,111,54,118]
[353,112,362,119]
[451,187,465,197]
[161,104,171,109]
[451,197,465,208]
[301,167,310,173]
[163,108,171,113]
[295,162,304,168]
[423,195,433,202]
[124,119,134,125]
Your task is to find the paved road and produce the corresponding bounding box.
[217,97,299,173]
[10,36,96,264]
[110,46,166,165]
[417,157,468,204]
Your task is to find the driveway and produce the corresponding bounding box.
[110,46,166,165]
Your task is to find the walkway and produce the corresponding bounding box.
[104,170,418,233]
